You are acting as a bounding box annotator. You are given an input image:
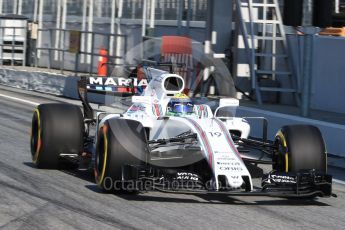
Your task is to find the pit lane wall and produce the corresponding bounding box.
[237,107,345,167]
[0,67,79,99]
[0,66,345,165]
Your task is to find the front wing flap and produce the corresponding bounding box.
[122,165,333,198]
[261,170,332,197]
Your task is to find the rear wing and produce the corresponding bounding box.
[79,61,187,95]
[86,76,146,95]
[77,62,188,119]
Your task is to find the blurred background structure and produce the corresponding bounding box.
[0,0,345,116]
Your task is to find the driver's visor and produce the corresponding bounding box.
[172,103,194,113]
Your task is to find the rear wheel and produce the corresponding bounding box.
[94,119,149,192]
[30,103,84,169]
[274,125,327,173]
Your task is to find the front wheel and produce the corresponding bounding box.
[94,119,149,192]
[274,125,327,173]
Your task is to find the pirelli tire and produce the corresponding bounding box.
[274,125,327,173]
[94,119,149,193]
[30,103,84,169]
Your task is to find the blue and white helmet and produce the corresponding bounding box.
[166,93,194,117]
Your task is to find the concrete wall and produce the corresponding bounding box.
[237,106,345,158]
[311,36,345,113]
[288,34,345,113]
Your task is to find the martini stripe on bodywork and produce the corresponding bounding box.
[185,118,214,169]
[214,118,243,162]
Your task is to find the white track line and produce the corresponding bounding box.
[333,179,345,186]
[0,93,39,106]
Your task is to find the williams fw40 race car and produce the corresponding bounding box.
[30,67,333,199]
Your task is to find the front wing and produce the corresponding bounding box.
[123,166,333,198]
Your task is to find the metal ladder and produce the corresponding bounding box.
[235,0,299,104]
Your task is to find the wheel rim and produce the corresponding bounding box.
[31,109,42,163]
[275,131,289,172]
[95,125,108,186]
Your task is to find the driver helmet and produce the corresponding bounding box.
[166,93,194,117]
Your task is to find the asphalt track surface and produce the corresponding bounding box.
[1,85,345,230]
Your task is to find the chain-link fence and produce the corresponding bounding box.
[0,0,207,22]
[0,0,208,74]
[35,28,127,75]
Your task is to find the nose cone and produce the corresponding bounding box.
[216,174,244,190]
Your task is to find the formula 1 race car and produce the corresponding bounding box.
[30,66,332,198]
